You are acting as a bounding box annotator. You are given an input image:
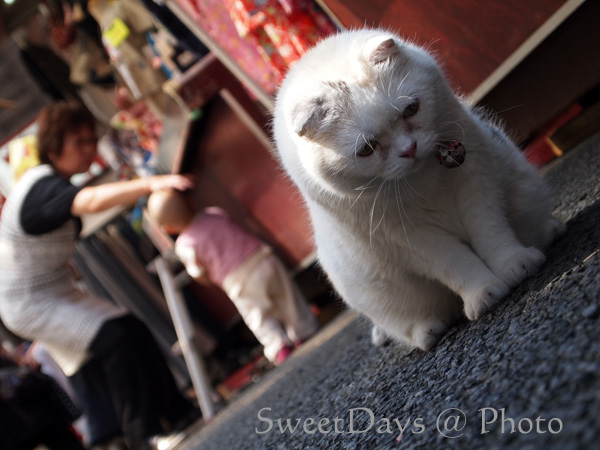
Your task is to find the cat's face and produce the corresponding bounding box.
[275,30,455,198]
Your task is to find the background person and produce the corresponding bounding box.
[147,189,318,365]
[0,101,197,450]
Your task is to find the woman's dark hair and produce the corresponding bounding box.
[36,101,96,165]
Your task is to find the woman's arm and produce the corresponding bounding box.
[71,174,193,216]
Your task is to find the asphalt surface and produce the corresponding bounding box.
[177,133,600,450]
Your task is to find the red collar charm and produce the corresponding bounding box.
[436,140,466,168]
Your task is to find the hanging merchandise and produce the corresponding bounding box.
[175,0,281,94]
[172,0,336,95]
[102,16,130,49]
[98,126,155,182]
[146,28,198,78]
[111,87,162,154]
[139,0,210,60]
[88,0,167,106]
[7,134,39,183]
[225,0,337,79]
[96,86,162,181]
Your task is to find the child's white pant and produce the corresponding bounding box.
[222,246,318,362]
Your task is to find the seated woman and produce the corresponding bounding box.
[0,101,198,450]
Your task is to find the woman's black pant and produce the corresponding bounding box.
[69,315,194,448]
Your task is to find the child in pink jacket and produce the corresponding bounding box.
[147,189,318,364]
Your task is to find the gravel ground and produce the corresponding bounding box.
[177,133,600,450]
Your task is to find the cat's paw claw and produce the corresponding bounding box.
[496,247,546,288]
[463,280,509,321]
[412,318,449,351]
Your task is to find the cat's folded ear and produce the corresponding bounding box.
[291,96,330,139]
[369,38,400,65]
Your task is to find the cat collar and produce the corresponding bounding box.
[436,140,466,168]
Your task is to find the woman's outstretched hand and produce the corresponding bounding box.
[72,174,194,216]
[148,174,194,193]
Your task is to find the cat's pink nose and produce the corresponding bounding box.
[400,142,417,158]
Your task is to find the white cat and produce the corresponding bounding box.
[273,29,565,350]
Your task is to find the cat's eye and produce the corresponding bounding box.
[402,99,420,118]
[357,139,378,157]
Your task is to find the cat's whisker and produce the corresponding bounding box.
[434,107,467,123]
[454,122,466,142]
[435,121,468,133]
[394,72,411,99]
[435,131,465,140]
[394,181,414,255]
[349,188,366,209]
[488,103,526,116]
[356,133,373,159]
[382,184,391,232]
[454,158,471,176]
[435,120,466,142]
[398,182,420,229]
[435,119,467,128]
[382,73,392,99]
[397,183,416,207]
[369,180,386,245]
[436,122,456,134]
[400,178,425,204]
[348,103,361,124]
[355,176,378,191]
[376,70,396,103]
[393,176,413,202]
[388,76,395,99]
[353,134,364,160]
[434,127,467,139]
[350,176,378,209]
[373,184,388,234]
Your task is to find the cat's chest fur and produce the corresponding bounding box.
[310,164,468,279]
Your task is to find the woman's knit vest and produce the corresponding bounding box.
[0,165,124,375]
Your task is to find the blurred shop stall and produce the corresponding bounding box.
[1,0,341,405]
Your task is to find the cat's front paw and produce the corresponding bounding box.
[463,279,510,321]
[412,318,449,351]
[546,216,567,243]
[371,325,392,347]
[494,246,546,288]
